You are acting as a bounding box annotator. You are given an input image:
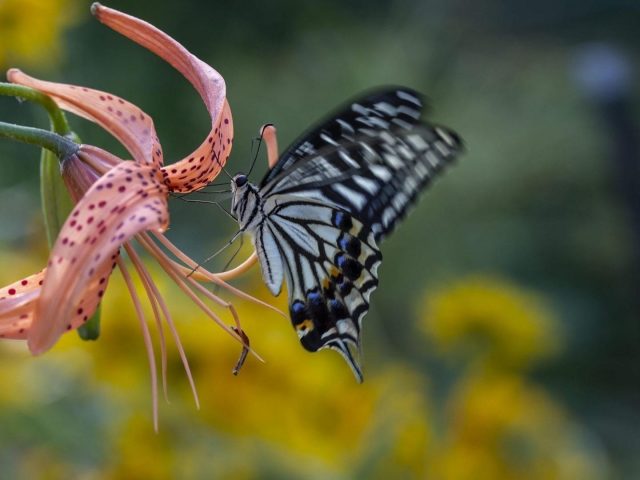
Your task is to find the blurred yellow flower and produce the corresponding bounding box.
[418,275,608,479]
[29,261,433,477]
[428,371,608,480]
[0,257,611,478]
[136,271,430,472]
[419,275,561,367]
[0,0,79,68]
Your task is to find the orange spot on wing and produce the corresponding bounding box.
[296,319,314,332]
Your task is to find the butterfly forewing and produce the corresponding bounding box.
[260,87,426,187]
[262,123,462,240]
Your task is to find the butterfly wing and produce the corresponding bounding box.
[255,87,462,379]
[256,195,382,381]
[260,87,427,188]
[262,122,462,241]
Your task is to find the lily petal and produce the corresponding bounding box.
[29,158,170,354]
[92,3,233,191]
[7,68,162,168]
[160,100,232,193]
[0,270,45,339]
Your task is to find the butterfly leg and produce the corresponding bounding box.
[187,230,243,278]
[209,234,246,297]
[170,193,237,221]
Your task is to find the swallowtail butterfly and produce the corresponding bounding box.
[231,87,462,381]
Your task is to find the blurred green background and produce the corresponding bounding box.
[0,0,638,478]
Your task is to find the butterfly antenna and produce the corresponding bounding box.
[220,166,234,180]
[211,152,234,181]
[247,123,272,178]
[187,230,243,278]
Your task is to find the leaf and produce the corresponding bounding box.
[77,306,101,340]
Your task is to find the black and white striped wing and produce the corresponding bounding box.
[254,87,463,380]
[257,196,381,381]
[261,88,462,241]
[260,87,428,187]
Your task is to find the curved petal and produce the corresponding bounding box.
[0,270,44,339]
[29,160,170,354]
[160,99,232,192]
[92,4,233,191]
[0,267,112,343]
[7,69,162,168]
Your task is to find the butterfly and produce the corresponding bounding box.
[230,87,463,381]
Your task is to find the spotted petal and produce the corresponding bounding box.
[0,270,45,339]
[92,3,233,192]
[28,158,169,354]
[7,69,162,168]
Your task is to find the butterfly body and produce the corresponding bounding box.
[230,88,463,381]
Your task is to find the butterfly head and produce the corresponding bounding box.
[233,173,248,188]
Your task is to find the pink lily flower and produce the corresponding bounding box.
[0,3,272,427]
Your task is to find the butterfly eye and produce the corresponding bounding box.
[234,174,248,187]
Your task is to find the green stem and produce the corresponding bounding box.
[0,82,71,135]
[0,121,78,158]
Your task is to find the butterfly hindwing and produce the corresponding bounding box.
[253,223,285,296]
[259,196,382,381]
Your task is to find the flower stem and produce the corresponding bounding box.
[0,82,71,135]
[0,121,78,158]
